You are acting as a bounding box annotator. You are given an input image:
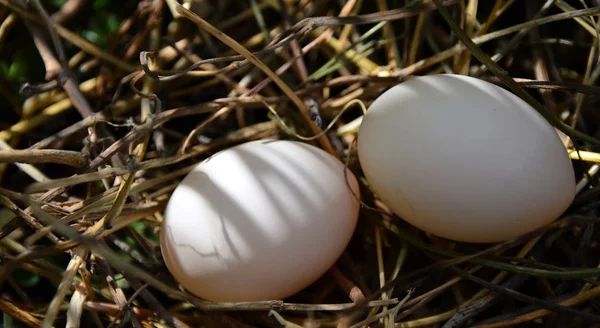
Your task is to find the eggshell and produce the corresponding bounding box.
[160,139,360,301]
[357,74,576,243]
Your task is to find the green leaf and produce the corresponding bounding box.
[130,221,147,235]
[82,30,100,44]
[13,269,40,288]
[117,249,133,262]
[3,313,23,328]
[124,235,137,248]
[90,274,103,286]
[0,61,9,79]
[7,55,28,80]
[51,0,67,7]
[106,14,121,33]
[114,273,130,289]
[147,231,159,245]
[93,0,110,9]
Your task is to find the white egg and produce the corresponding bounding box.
[357,74,576,243]
[160,139,360,301]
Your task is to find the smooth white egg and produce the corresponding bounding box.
[357,74,575,243]
[160,139,360,301]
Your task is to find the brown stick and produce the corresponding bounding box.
[0,149,88,167]
[50,0,89,25]
[0,298,41,327]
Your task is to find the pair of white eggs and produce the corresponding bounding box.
[160,74,576,302]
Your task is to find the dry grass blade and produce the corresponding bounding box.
[142,0,458,82]
[0,185,402,312]
[474,284,600,327]
[42,247,89,328]
[3,0,600,326]
[396,6,600,76]
[126,277,192,328]
[448,265,600,323]
[173,4,335,155]
[447,236,544,326]
[27,120,277,192]
[432,0,600,146]
[66,284,87,328]
[85,102,223,170]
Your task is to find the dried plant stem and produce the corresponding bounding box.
[448,265,600,323]
[407,12,426,66]
[318,28,384,75]
[0,193,401,312]
[396,309,457,328]
[375,225,388,326]
[330,266,366,303]
[4,189,403,314]
[554,1,599,38]
[50,0,87,24]
[28,120,276,193]
[21,77,96,118]
[100,56,156,231]
[0,139,49,183]
[0,298,41,327]
[383,217,600,280]
[568,149,600,163]
[179,106,233,155]
[443,236,543,326]
[376,0,400,67]
[0,95,73,142]
[477,284,600,327]
[455,0,478,74]
[434,0,598,146]
[277,0,308,81]
[66,284,87,328]
[174,4,335,155]
[248,0,358,96]
[472,0,556,77]
[0,149,88,167]
[477,0,517,36]
[42,247,89,328]
[3,1,600,327]
[398,6,600,76]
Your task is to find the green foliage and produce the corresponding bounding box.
[130,221,159,244]
[3,313,28,328]
[0,61,9,79]
[82,13,123,47]
[0,45,46,82]
[93,0,111,9]
[130,221,146,235]
[13,269,41,288]
[117,249,133,262]
[7,55,29,81]
[51,0,67,7]
[114,273,130,289]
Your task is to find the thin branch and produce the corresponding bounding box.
[141,0,458,82]
[0,149,88,167]
[174,4,336,155]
